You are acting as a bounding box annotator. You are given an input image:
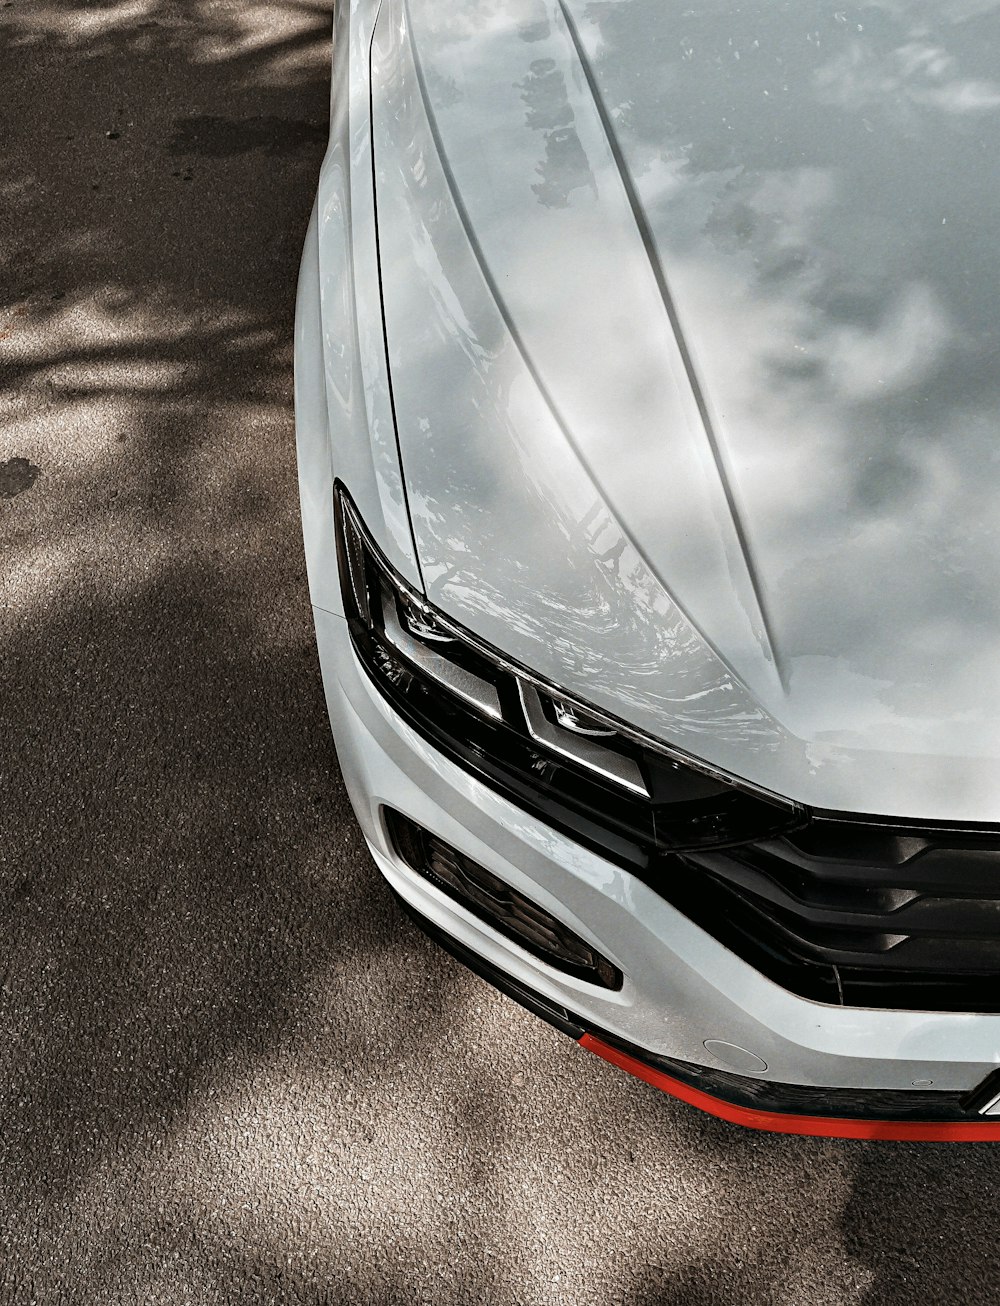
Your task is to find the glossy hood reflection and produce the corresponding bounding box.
[367,0,1000,821]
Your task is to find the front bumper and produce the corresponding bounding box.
[397,894,1000,1141]
[314,599,1000,1139]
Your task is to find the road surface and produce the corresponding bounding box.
[1,2,995,1302]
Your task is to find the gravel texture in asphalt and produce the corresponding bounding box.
[2,3,998,1303]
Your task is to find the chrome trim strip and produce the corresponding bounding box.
[381,591,503,720]
[517,681,649,797]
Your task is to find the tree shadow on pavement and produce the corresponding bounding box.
[839,1142,1000,1306]
[1,2,525,1301]
[608,1113,872,1306]
[6,4,1000,1305]
[614,1104,1000,1306]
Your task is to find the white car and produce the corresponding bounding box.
[295,0,1000,1138]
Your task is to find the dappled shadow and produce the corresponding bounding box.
[0,0,524,1299]
[583,1071,1000,1306]
[841,1142,1000,1305]
[585,1086,874,1306]
[5,2,1000,1303]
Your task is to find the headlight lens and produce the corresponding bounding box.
[335,485,802,876]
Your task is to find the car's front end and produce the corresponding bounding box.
[296,0,1000,1138]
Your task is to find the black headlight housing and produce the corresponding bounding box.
[335,484,804,882]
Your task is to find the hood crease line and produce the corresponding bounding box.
[394,0,769,698]
[555,0,789,694]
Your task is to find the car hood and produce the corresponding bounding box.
[368,0,1000,821]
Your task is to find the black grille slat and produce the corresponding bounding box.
[667,821,1000,1008]
[691,847,918,916]
[690,849,1000,940]
[768,828,1000,893]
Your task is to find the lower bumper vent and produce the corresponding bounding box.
[385,809,622,990]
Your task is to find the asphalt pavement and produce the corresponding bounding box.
[2,3,998,1303]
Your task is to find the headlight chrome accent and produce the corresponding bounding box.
[517,681,648,797]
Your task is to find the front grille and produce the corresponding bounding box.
[669,817,1000,1011]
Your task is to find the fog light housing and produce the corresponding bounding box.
[385,809,623,991]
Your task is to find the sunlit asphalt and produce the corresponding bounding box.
[0,3,994,1303]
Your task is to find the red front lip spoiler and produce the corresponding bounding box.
[580,1034,1000,1142]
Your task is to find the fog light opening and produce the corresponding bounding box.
[385,809,623,991]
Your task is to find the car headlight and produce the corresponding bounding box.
[335,484,802,877]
